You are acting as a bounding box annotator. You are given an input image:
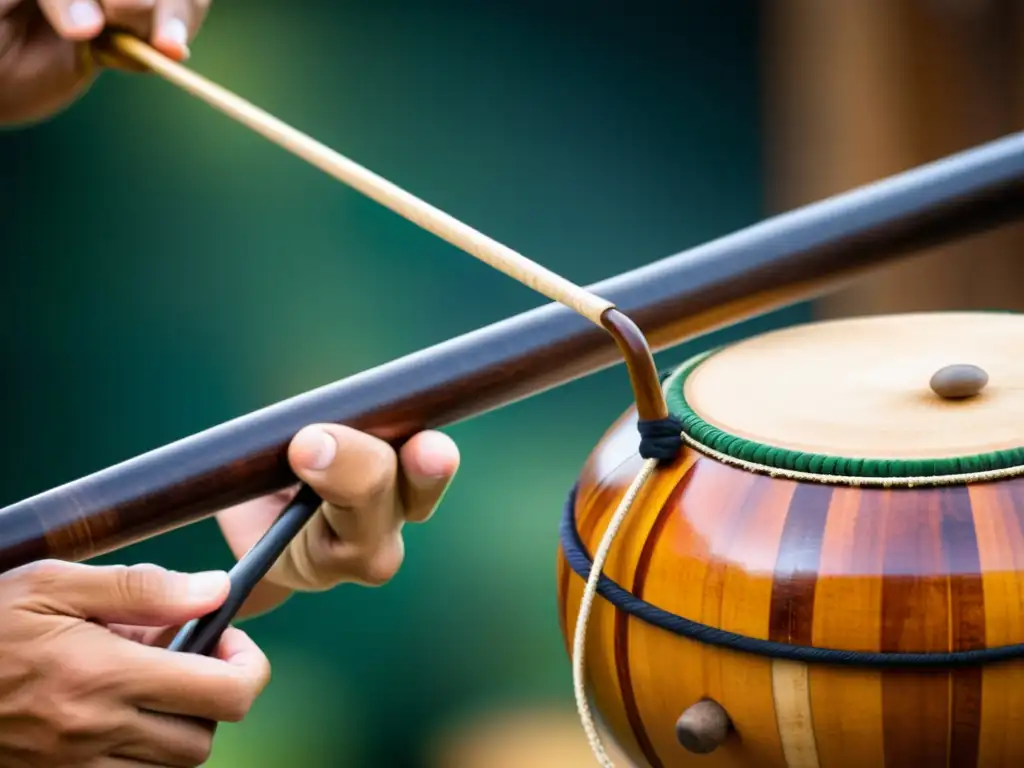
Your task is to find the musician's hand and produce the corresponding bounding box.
[216,426,460,615]
[0,560,270,767]
[0,0,209,125]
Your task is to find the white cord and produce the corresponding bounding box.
[572,456,659,767]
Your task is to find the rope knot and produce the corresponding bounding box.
[637,416,684,462]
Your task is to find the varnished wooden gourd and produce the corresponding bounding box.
[557,311,1024,767]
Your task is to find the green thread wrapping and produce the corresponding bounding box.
[664,349,1024,479]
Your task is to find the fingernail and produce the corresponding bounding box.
[414,432,459,479]
[294,427,337,471]
[67,0,102,30]
[188,570,229,600]
[162,18,189,48]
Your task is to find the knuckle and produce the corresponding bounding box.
[5,642,120,760]
[184,731,215,765]
[56,701,106,740]
[220,671,267,723]
[3,721,59,762]
[348,448,397,506]
[58,651,122,702]
[60,652,96,685]
[6,691,57,747]
[115,563,170,604]
[218,695,246,723]
[355,537,405,587]
[220,689,252,723]
[255,653,272,693]
[12,559,68,594]
[23,689,110,750]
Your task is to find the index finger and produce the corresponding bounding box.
[124,627,271,722]
[397,430,460,523]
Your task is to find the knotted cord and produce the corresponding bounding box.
[570,382,682,765]
[572,456,659,766]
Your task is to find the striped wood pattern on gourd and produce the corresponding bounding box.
[557,407,1024,768]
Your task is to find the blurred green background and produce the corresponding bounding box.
[0,1,809,765]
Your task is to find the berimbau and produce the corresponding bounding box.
[4,32,1024,768]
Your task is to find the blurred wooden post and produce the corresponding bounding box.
[763,0,1024,317]
[427,708,636,768]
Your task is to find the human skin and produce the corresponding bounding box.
[0,5,463,763]
[0,426,460,766]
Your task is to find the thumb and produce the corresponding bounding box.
[23,561,230,627]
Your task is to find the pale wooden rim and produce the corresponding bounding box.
[679,430,1024,487]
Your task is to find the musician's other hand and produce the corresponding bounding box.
[0,560,270,767]
[0,0,211,125]
[216,426,460,613]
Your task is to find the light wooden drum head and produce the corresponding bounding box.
[664,311,1024,483]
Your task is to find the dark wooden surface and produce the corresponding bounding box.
[4,131,1024,572]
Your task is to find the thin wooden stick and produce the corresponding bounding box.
[4,129,1024,571]
[103,33,613,325]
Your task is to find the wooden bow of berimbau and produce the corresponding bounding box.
[2,28,1024,675]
